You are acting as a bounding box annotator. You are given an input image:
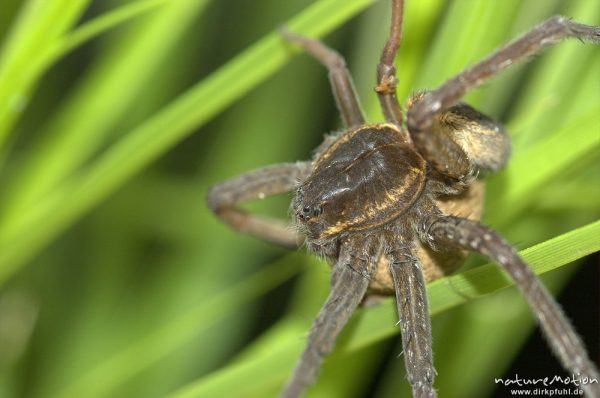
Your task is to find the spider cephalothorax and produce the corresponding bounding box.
[207,1,600,397]
[294,124,425,238]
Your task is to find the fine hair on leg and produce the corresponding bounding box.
[423,215,600,398]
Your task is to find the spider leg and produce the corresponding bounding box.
[406,94,511,183]
[407,16,600,134]
[281,236,379,398]
[388,246,437,398]
[423,215,600,397]
[376,0,405,125]
[207,162,311,248]
[280,28,365,128]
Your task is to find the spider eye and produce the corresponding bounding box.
[298,203,323,222]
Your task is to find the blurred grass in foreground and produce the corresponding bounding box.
[0,0,598,397]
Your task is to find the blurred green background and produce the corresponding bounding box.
[0,0,598,397]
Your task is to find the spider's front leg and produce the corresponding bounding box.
[406,16,600,180]
[281,235,380,398]
[405,94,511,191]
[376,0,405,125]
[207,162,311,248]
[422,215,600,397]
[388,244,436,398]
[280,29,365,128]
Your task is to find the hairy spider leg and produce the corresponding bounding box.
[407,16,600,180]
[280,29,365,128]
[423,216,600,398]
[376,0,405,125]
[281,235,380,398]
[207,162,311,248]
[388,244,436,398]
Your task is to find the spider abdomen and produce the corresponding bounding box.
[294,123,426,240]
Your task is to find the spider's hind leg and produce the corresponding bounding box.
[421,215,600,397]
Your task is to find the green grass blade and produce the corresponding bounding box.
[507,0,600,143]
[0,0,90,149]
[426,220,600,314]
[52,254,304,398]
[486,53,600,225]
[49,0,175,64]
[487,109,600,223]
[167,320,306,398]
[0,0,212,227]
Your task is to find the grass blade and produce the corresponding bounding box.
[0,0,90,149]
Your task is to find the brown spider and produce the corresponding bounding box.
[207,1,600,397]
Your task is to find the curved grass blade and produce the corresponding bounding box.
[0,0,90,150]
[51,254,304,398]
[0,0,211,226]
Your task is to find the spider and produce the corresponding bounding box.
[207,1,600,397]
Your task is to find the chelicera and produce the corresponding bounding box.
[207,1,600,397]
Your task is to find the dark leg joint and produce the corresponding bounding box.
[375,0,405,125]
[375,64,399,95]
